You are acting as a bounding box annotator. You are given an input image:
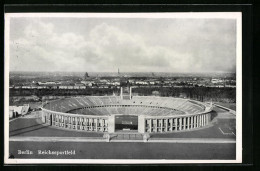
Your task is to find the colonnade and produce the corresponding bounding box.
[144,113,211,133]
[42,111,109,132]
[42,110,211,134]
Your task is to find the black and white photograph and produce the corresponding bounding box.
[4,13,242,164]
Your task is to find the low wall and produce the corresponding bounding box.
[214,104,236,115]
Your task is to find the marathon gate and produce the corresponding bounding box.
[115,115,138,131]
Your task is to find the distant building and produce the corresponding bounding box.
[111,82,120,86]
[211,78,223,84]
[136,81,149,85]
[225,84,236,88]
[9,104,30,118]
[81,80,94,87]
[38,81,61,85]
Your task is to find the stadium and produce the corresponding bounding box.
[41,87,213,135]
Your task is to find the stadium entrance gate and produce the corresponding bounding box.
[115,115,138,131]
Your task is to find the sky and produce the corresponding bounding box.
[8,16,237,73]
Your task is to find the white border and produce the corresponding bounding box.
[4,12,242,164]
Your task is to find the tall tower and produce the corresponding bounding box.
[118,68,120,75]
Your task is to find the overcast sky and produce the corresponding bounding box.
[9,17,237,73]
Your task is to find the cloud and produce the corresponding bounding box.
[9,18,237,73]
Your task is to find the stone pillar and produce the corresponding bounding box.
[174,118,177,131]
[64,116,67,128]
[101,119,104,132]
[79,117,83,130]
[58,115,60,127]
[92,118,94,131]
[67,116,70,128]
[203,115,205,126]
[96,118,98,132]
[88,118,91,131]
[52,114,54,126]
[81,117,84,130]
[70,117,72,129]
[197,115,200,127]
[58,115,60,126]
[201,115,203,127]
[155,119,158,132]
[138,115,146,133]
[197,116,199,127]
[105,119,108,132]
[202,115,205,126]
[61,115,64,128]
[165,119,168,132]
[202,115,204,127]
[183,118,186,130]
[75,117,78,130]
[65,116,69,128]
[187,117,190,130]
[48,113,51,125]
[54,114,56,126]
[179,118,182,131]
[191,116,193,129]
[60,115,62,127]
[149,119,152,132]
[194,116,197,128]
[100,119,103,131]
[160,119,163,132]
[108,115,115,133]
[194,116,196,128]
[170,118,173,131]
[55,114,58,126]
[199,115,202,127]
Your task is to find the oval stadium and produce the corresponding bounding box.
[41,87,213,134]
